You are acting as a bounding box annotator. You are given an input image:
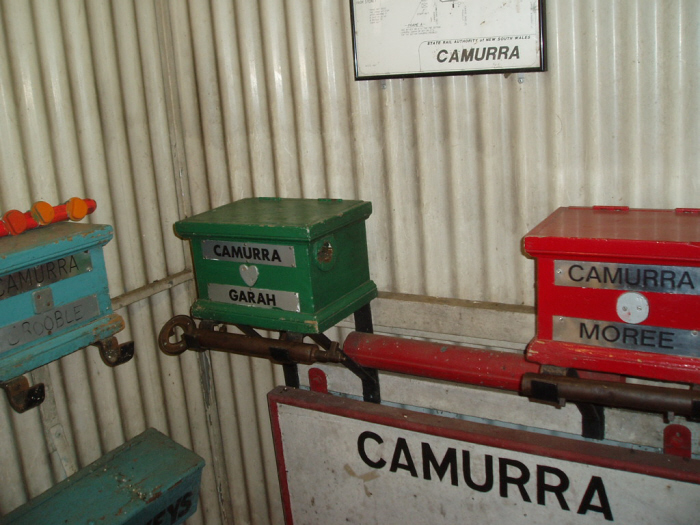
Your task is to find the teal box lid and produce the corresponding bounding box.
[0,428,205,525]
[174,198,372,241]
[0,223,113,275]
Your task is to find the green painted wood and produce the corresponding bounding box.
[176,198,377,333]
[174,197,372,241]
[0,428,204,525]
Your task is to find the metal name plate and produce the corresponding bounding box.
[0,251,93,302]
[0,295,101,353]
[208,283,300,313]
[555,260,700,295]
[553,316,700,358]
[202,240,296,267]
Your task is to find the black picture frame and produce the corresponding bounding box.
[350,0,547,80]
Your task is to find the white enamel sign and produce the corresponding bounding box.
[351,0,546,79]
[270,387,700,524]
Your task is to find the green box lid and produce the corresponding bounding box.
[174,198,372,241]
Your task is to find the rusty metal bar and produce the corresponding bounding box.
[159,320,700,421]
[523,373,700,419]
[158,315,346,366]
[188,329,344,365]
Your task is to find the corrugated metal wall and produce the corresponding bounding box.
[0,1,698,523]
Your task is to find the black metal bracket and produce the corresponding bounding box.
[305,303,381,404]
[342,352,381,404]
[576,401,606,440]
[566,369,606,440]
[309,331,380,403]
[352,303,381,404]
[527,368,605,440]
[529,379,562,405]
[277,332,303,389]
[1,376,45,413]
[690,400,700,422]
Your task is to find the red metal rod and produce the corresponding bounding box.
[343,332,541,392]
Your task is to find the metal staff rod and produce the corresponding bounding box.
[343,332,700,420]
[343,331,540,391]
[158,315,346,366]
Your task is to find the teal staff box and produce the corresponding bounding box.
[0,222,124,382]
[0,428,205,525]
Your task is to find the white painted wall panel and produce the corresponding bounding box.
[0,1,698,524]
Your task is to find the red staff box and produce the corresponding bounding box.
[523,206,700,384]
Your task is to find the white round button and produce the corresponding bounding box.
[616,292,649,324]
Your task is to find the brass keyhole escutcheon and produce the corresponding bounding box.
[314,237,337,271]
[317,241,333,264]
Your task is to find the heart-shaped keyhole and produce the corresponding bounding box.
[239,264,259,287]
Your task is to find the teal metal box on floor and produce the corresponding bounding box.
[0,428,205,525]
[175,198,378,333]
[0,222,123,382]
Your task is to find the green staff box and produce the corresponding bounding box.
[175,198,377,334]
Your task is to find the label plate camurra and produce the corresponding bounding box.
[554,260,700,295]
[0,251,93,302]
[202,240,296,267]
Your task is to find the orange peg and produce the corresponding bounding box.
[0,198,98,238]
[3,209,27,235]
[66,197,88,221]
[31,200,55,225]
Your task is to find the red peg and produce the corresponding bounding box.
[3,210,27,235]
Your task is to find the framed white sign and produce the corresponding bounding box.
[350,0,546,80]
[270,387,700,524]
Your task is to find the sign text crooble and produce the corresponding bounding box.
[270,388,700,524]
[208,283,300,313]
[0,295,100,353]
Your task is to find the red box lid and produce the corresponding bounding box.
[524,207,700,263]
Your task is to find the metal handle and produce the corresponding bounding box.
[94,336,135,366]
[1,376,45,413]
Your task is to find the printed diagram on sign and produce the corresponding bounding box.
[351,0,545,78]
[401,0,467,36]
